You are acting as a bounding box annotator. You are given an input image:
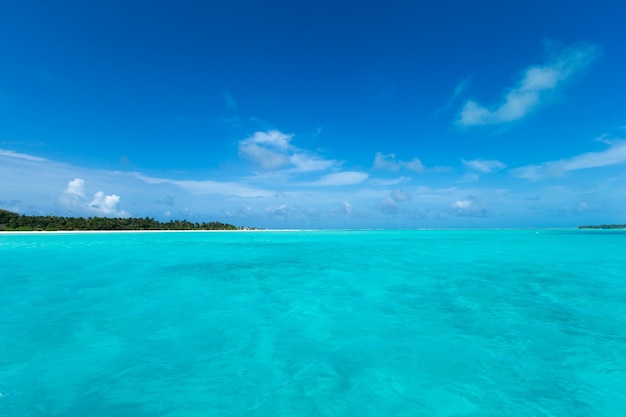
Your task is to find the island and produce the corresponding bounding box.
[0,209,253,231]
[578,224,626,229]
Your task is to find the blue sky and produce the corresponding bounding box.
[2,0,626,228]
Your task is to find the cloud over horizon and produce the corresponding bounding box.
[512,140,626,181]
[450,198,490,217]
[60,178,129,217]
[2,129,626,228]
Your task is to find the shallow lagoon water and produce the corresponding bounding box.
[1,230,625,416]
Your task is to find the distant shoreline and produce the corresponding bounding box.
[0,229,262,235]
[0,228,319,235]
[578,225,626,229]
[0,208,253,232]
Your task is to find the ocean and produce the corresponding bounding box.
[1,229,625,416]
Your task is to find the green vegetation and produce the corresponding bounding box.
[578,224,626,229]
[0,209,250,231]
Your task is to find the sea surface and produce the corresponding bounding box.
[1,229,625,416]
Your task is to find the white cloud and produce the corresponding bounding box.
[462,159,506,173]
[511,163,565,181]
[60,178,86,207]
[391,189,411,202]
[373,152,424,173]
[450,198,489,217]
[60,178,128,217]
[563,141,626,170]
[238,130,337,173]
[310,171,369,186]
[239,142,291,169]
[242,130,291,150]
[288,153,335,172]
[400,158,425,173]
[265,204,289,219]
[452,199,472,209]
[457,43,600,126]
[64,178,86,198]
[89,191,127,216]
[512,141,626,181]
[374,152,400,171]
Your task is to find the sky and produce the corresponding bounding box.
[1,0,626,229]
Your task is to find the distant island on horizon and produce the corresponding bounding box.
[578,224,626,229]
[0,208,253,232]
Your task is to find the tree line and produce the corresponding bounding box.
[0,209,249,231]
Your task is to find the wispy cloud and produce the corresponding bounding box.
[265,204,289,219]
[289,153,335,173]
[369,176,411,186]
[132,173,275,198]
[390,189,411,202]
[512,140,626,180]
[462,158,506,173]
[563,142,626,170]
[450,198,490,217]
[401,158,425,172]
[223,92,237,111]
[0,149,47,162]
[452,199,472,209]
[309,171,369,186]
[373,152,400,171]
[238,130,291,169]
[375,188,415,214]
[438,78,470,114]
[373,152,425,173]
[457,43,600,127]
[239,130,336,173]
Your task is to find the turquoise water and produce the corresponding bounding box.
[1,230,625,416]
